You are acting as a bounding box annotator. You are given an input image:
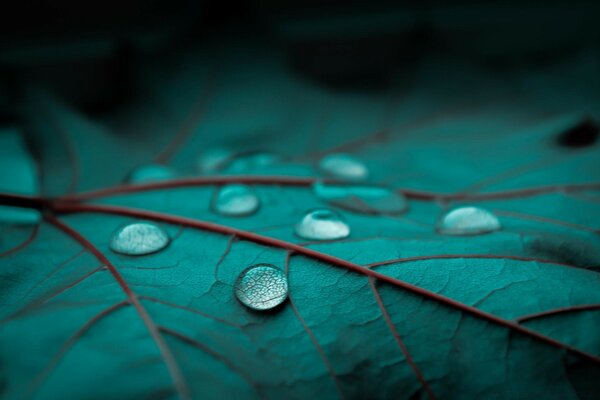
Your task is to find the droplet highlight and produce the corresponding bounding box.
[196,148,232,174]
[110,222,171,255]
[437,206,501,236]
[212,184,259,216]
[127,164,176,183]
[295,208,350,240]
[234,264,288,311]
[313,181,407,215]
[319,153,368,180]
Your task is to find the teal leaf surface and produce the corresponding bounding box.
[1,40,600,400]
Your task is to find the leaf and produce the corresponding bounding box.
[1,43,600,400]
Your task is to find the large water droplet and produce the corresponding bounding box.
[313,181,407,215]
[295,208,350,240]
[196,148,232,174]
[127,164,176,183]
[212,184,259,216]
[110,222,171,255]
[319,154,368,180]
[437,206,501,236]
[234,264,288,311]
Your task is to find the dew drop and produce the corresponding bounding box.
[226,151,280,173]
[313,181,407,215]
[295,208,350,240]
[196,148,232,174]
[437,206,501,236]
[319,153,368,180]
[110,222,170,255]
[234,264,288,311]
[212,184,259,216]
[127,164,176,183]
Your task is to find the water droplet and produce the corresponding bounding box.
[226,151,280,173]
[127,164,176,183]
[110,222,170,255]
[212,184,259,216]
[295,208,350,240]
[234,264,288,311]
[319,154,368,180]
[196,148,233,174]
[437,207,501,236]
[313,181,407,215]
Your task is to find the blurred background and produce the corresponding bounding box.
[2,1,600,109]
[0,0,598,195]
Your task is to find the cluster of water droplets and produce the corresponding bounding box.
[111,148,505,312]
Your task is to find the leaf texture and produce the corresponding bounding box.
[1,39,600,400]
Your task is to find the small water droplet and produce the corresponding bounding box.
[226,151,281,173]
[127,164,176,183]
[212,184,259,216]
[295,208,350,240]
[319,154,368,180]
[437,207,501,236]
[110,222,170,255]
[196,148,233,174]
[234,264,288,311]
[313,181,407,215]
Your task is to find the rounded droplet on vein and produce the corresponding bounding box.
[313,181,407,215]
[110,222,171,255]
[319,153,368,180]
[295,208,350,240]
[437,206,501,236]
[212,184,259,216]
[127,164,176,183]
[234,264,288,311]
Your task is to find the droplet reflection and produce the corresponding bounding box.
[234,264,288,311]
[313,181,407,215]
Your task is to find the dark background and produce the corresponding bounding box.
[1,1,599,117]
